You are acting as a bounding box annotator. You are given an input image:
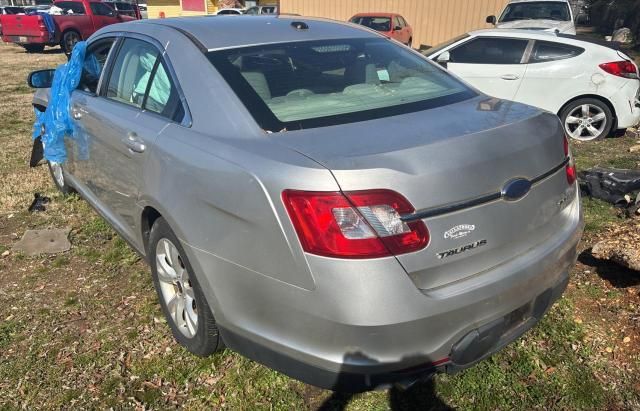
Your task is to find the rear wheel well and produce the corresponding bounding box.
[558,94,618,129]
[141,207,162,255]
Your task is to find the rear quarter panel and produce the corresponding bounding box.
[518,46,626,114]
[54,14,93,39]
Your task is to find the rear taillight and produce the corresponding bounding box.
[282,189,429,259]
[599,61,639,79]
[564,135,577,185]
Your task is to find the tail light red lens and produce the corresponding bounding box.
[599,61,639,79]
[563,135,577,185]
[282,189,429,259]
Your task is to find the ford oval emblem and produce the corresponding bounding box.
[501,178,532,201]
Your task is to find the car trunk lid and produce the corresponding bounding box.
[275,97,574,289]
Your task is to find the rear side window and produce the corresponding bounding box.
[105,38,184,122]
[78,39,115,94]
[115,2,134,10]
[529,41,584,63]
[449,37,529,64]
[56,1,86,14]
[90,2,115,16]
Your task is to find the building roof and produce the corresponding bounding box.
[133,15,380,51]
[507,0,570,3]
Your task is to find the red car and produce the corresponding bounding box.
[0,0,136,54]
[349,12,413,47]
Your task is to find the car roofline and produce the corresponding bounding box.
[124,15,384,52]
[466,29,621,51]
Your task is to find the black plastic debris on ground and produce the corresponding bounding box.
[579,168,640,216]
[28,193,50,213]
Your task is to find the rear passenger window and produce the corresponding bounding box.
[529,41,584,63]
[105,38,184,122]
[78,39,115,94]
[144,60,183,121]
[89,2,115,16]
[450,38,529,65]
[57,1,85,15]
[106,38,158,108]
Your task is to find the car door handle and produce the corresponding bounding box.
[122,133,145,153]
[501,74,520,80]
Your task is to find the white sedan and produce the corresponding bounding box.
[425,29,640,141]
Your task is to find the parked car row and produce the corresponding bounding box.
[346,0,638,141]
[28,14,585,392]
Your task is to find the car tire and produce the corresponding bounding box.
[61,30,80,55]
[406,37,412,48]
[23,44,45,53]
[560,98,613,142]
[149,217,223,356]
[47,161,74,195]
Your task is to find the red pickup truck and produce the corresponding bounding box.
[0,0,136,54]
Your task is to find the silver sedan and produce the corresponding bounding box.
[29,16,583,391]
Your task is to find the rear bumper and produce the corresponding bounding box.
[184,188,583,392]
[219,273,569,392]
[612,80,640,129]
[2,35,50,45]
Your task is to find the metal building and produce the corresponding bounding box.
[280,0,510,48]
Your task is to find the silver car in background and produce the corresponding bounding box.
[29,16,583,391]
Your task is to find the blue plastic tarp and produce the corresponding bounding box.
[38,13,56,41]
[32,41,91,164]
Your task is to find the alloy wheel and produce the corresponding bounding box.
[155,238,198,338]
[564,103,607,141]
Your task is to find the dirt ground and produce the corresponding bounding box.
[0,42,639,410]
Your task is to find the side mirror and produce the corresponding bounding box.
[486,15,497,25]
[436,51,451,68]
[394,25,402,31]
[27,69,55,88]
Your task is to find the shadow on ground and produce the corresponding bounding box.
[578,248,640,289]
[317,378,451,411]
[309,352,452,411]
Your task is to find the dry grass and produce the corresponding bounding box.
[0,41,639,410]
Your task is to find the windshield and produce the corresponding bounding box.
[350,16,391,32]
[499,1,571,22]
[207,38,475,131]
[424,33,471,57]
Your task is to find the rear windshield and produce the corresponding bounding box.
[499,1,571,22]
[350,16,391,32]
[207,38,475,131]
[3,6,25,14]
[115,3,134,10]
